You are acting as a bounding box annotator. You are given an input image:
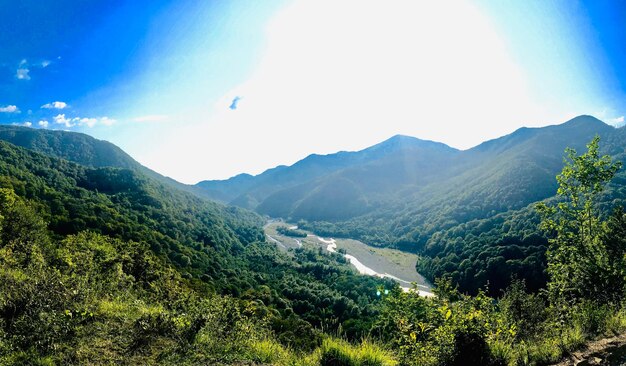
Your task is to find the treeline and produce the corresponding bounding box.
[415,206,549,296]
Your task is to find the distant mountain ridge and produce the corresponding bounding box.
[197,135,459,218]
[196,115,620,226]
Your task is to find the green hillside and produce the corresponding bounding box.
[0,125,210,199]
[0,136,400,363]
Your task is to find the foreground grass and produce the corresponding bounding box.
[241,337,396,366]
[244,312,626,366]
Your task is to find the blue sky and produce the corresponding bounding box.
[0,0,625,183]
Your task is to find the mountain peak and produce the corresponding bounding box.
[371,134,458,153]
[550,115,614,137]
[562,115,609,128]
[380,134,423,146]
[386,134,418,142]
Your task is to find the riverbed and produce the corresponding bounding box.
[264,221,434,297]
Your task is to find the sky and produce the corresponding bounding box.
[1,0,625,183]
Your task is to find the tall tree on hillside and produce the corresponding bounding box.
[536,136,623,306]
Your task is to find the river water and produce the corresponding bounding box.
[316,236,435,297]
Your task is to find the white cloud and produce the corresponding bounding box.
[16,59,52,80]
[41,101,68,109]
[0,105,19,113]
[38,120,49,128]
[595,109,625,127]
[11,121,32,127]
[16,60,30,80]
[53,114,73,127]
[53,114,115,128]
[78,118,97,128]
[16,72,29,80]
[131,115,169,123]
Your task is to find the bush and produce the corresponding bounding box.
[320,339,357,366]
[499,279,548,340]
[571,300,612,336]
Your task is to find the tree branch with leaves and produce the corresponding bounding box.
[536,136,623,306]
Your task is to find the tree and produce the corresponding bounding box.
[536,136,622,305]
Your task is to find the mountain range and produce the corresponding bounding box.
[0,115,624,296]
[195,115,626,294]
[196,115,623,235]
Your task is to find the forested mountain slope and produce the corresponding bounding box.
[0,125,138,169]
[0,125,210,199]
[359,115,617,246]
[305,116,626,294]
[196,115,626,294]
[0,135,401,363]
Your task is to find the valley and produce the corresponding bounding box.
[264,220,434,295]
[199,115,626,296]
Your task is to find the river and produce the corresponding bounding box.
[265,221,433,296]
[316,236,434,297]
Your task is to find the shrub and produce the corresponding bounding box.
[499,279,548,340]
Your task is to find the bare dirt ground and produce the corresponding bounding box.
[552,333,626,365]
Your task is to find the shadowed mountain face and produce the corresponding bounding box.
[197,135,460,218]
[196,115,619,225]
